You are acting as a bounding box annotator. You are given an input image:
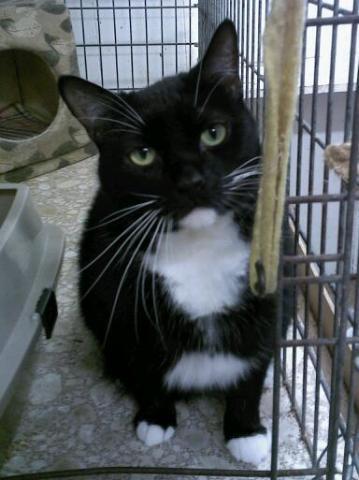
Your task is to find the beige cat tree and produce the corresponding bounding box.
[0,0,96,183]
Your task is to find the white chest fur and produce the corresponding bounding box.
[144,209,250,319]
[165,352,253,390]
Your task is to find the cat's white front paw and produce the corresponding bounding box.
[136,421,175,447]
[264,361,274,389]
[227,432,270,465]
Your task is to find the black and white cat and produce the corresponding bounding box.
[59,20,281,465]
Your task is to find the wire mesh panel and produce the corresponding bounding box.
[285,2,359,478]
[0,1,358,479]
[66,0,199,91]
[200,4,359,478]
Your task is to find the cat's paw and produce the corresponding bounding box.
[264,362,274,389]
[227,431,270,465]
[136,421,175,447]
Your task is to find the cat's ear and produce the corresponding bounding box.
[58,75,117,141]
[198,20,241,94]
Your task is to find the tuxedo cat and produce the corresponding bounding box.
[59,20,279,465]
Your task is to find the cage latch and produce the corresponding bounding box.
[35,288,58,339]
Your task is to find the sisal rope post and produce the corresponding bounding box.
[249,0,305,295]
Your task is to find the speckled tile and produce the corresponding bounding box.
[0,157,334,479]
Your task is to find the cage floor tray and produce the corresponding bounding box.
[0,184,65,417]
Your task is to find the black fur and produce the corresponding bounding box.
[59,20,286,452]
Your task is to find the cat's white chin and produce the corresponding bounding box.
[180,207,218,230]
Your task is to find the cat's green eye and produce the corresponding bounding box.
[200,124,227,147]
[130,147,156,166]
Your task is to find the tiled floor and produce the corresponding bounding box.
[0,158,325,479]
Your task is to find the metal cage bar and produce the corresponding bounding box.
[22,1,356,479]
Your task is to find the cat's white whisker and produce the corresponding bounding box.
[226,191,258,197]
[223,191,257,201]
[222,195,256,212]
[225,164,261,176]
[151,218,167,348]
[93,95,143,128]
[224,185,258,194]
[129,192,161,200]
[224,176,260,192]
[227,173,260,182]
[108,211,160,316]
[225,179,260,190]
[81,210,158,299]
[198,76,226,117]
[224,165,262,181]
[140,255,152,321]
[134,256,146,341]
[105,128,143,136]
[80,210,153,273]
[225,171,260,183]
[224,156,262,179]
[165,216,173,265]
[77,115,141,133]
[225,172,259,184]
[88,200,157,231]
[193,59,204,108]
[91,90,144,125]
[227,189,258,196]
[103,212,160,347]
[134,214,164,337]
[112,94,146,127]
[236,155,262,169]
[107,119,141,131]
[100,202,155,223]
[113,210,161,271]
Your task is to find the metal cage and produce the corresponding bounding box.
[2,1,359,479]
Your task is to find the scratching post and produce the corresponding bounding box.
[0,0,96,183]
[249,0,305,295]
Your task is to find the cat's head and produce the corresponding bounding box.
[59,20,260,232]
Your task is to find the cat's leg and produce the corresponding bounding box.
[224,369,270,465]
[134,393,177,447]
[263,360,274,389]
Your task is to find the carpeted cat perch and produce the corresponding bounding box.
[249,0,305,296]
[325,142,359,182]
[0,0,96,183]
